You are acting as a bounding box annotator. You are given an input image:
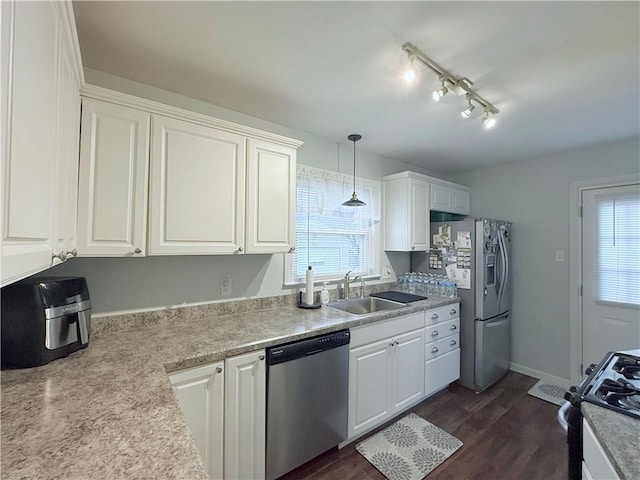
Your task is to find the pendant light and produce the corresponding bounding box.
[342,134,366,207]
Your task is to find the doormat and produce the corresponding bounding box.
[355,413,462,480]
[527,379,567,406]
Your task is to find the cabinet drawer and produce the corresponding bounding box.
[350,312,424,349]
[426,303,460,325]
[425,349,460,397]
[426,319,459,343]
[425,334,459,359]
[582,419,619,480]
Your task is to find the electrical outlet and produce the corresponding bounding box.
[555,250,565,262]
[381,264,392,279]
[221,276,232,296]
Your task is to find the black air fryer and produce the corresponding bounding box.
[1,276,91,368]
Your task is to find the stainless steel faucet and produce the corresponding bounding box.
[344,271,361,299]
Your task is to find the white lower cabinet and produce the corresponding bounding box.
[169,362,225,479]
[582,419,619,480]
[348,312,425,440]
[169,350,266,480]
[224,350,266,480]
[424,303,461,397]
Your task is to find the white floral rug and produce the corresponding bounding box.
[527,379,567,406]
[355,413,462,480]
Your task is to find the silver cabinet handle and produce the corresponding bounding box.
[431,346,439,354]
[389,342,395,347]
[258,354,265,361]
[431,330,439,337]
[134,248,142,254]
[215,366,222,374]
[431,313,439,320]
[450,324,457,331]
[237,246,243,253]
[450,308,457,315]
[450,339,457,347]
[395,340,399,346]
[289,246,296,252]
[411,246,416,250]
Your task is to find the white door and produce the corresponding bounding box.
[347,338,393,438]
[149,115,246,255]
[582,184,640,367]
[77,99,150,256]
[246,139,296,253]
[392,328,425,411]
[169,362,225,480]
[224,350,266,480]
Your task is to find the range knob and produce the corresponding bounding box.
[585,363,598,376]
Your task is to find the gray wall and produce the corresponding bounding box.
[449,137,640,381]
[50,69,430,314]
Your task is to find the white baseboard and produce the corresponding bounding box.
[509,362,572,389]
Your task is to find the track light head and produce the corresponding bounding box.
[432,86,448,102]
[403,54,417,83]
[482,112,497,129]
[461,99,475,119]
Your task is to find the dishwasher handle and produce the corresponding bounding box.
[267,330,350,366]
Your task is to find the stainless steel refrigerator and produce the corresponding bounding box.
[412,218,512,392]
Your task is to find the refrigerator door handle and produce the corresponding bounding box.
[497,229,507,310]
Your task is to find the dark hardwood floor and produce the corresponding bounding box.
[280,372,567,480]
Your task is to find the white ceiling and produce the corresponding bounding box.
[73,1,640,174]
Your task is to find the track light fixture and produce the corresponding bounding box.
[402,42,499,128]
[482,111,497,129]
[461,96,475,119]
[432,78,448,102]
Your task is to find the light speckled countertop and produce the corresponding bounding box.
[582,402,640,480]
[1,292,457,480]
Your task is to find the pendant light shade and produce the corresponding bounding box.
[342,134,366,207]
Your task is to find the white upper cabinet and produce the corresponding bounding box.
[245,139,296,254]
[383,172,430,251]
[1,0,82,285]
[383,171,471,251]
[431,182,471,215]
[149,115,246,255]
[77,99,150,256]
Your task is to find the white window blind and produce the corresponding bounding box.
[287,166,381,283]
[596,193,640,305]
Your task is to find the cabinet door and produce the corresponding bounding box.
[246,139,296,253]
[451,189,470,215]
[348,339,393,439]
[225,350,266,480]
[1,1,58,285]
[425,349,460,397]
[150,116,246,255]
[53,21,81,262]
[169,362,225,479]
[77,99,150,256]
[430,184,453,212]
[393,328,426,411]
[409,178,429,250]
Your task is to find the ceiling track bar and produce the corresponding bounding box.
[402,42,499,115]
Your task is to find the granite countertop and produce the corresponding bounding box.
[1,292,457,479]
[582,402,640,480]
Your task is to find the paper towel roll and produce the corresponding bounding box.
[305,266,314,305]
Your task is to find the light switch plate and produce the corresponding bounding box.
[555,250,565,262]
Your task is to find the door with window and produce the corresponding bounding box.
[582,184,640,367]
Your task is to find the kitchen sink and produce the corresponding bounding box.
[326,297,404,315]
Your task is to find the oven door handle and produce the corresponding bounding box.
[557,401,571,433]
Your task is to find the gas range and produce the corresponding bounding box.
[567,351,640,419]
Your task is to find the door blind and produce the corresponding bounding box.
[595,192,640,305]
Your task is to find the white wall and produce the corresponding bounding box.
[49,69,431,314]
[449,137,640,381]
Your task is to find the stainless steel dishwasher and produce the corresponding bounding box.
[266,329,350,480]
